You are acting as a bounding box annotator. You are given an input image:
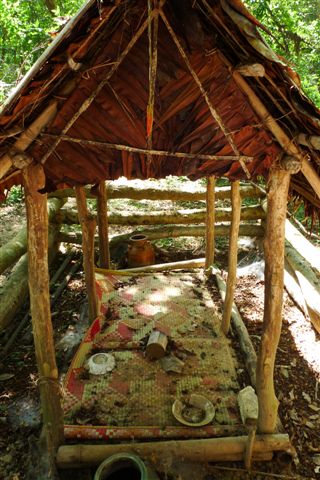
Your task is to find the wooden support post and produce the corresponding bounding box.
[75,186,98,322]
[96,181,110,269]
[23,163,64,450]
[257,169,290,433]
[205,176,215,268]
[222,180,241,334]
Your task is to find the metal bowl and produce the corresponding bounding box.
[172,394,215,427]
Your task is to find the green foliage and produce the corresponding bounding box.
[245,0,320,107]
[5,185,24,205]
[0,0,85,103]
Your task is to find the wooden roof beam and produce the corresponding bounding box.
[215,52,320,200]
[0,101,58,181]
[146,0,159,174]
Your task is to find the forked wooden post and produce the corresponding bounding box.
[205,176,216,268]
[75,186,98,322]
[257,169,290,433]
[222,180,241,334]
[23,163,64,450]
[96,181,110,269]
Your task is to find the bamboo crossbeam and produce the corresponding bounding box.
[41,133,253,163]
[222,180,242,334]
[40,13,154,165]
[56,433,293,468]
[159,9,250,178]
[96,258,205,275]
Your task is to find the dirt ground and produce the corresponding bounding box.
[0,181,320,480]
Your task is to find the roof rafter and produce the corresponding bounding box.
[159,7,251,179]
[41,8,156,166]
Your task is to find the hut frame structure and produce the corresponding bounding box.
[1,0,320,474]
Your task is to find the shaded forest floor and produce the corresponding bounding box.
[0,180,320,479]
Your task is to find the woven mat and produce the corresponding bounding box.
[63,271,244,440]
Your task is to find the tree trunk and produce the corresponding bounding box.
[57,204,265,226]
[0,198,65,275]
[58,223,264,249]
[256,169,290,433]
[0,224,59,332]
[56,433,292,468]
[44,0,56,13]
[222,181,242,335]
[23,163,64,451]
[50,183,264,202]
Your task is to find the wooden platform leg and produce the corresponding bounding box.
[222,180,241,334]
[75,186,98,322]
[23,163,64,450]
[257,169,290,433]
[205,176,215,269]
[96,181,110,269]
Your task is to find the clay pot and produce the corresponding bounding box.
[127,234,155,268]
[94,452,159,480]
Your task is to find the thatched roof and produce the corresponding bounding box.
[0,0,320,213]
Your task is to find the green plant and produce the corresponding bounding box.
[5,185,24,205]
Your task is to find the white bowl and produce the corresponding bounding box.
[87,353,115,375]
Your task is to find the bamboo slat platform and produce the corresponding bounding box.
[63,270,245,440]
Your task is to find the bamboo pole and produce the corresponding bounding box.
[257,169,290,433]
[96,181,110,269]
[205,176,216,268]
[96,258,205,275]
[56,433,293,468]
[23,163,64,450]
[222,181,242,334]
[0,101,58,180]
[42,133,253,163]
[75,186,98,322]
